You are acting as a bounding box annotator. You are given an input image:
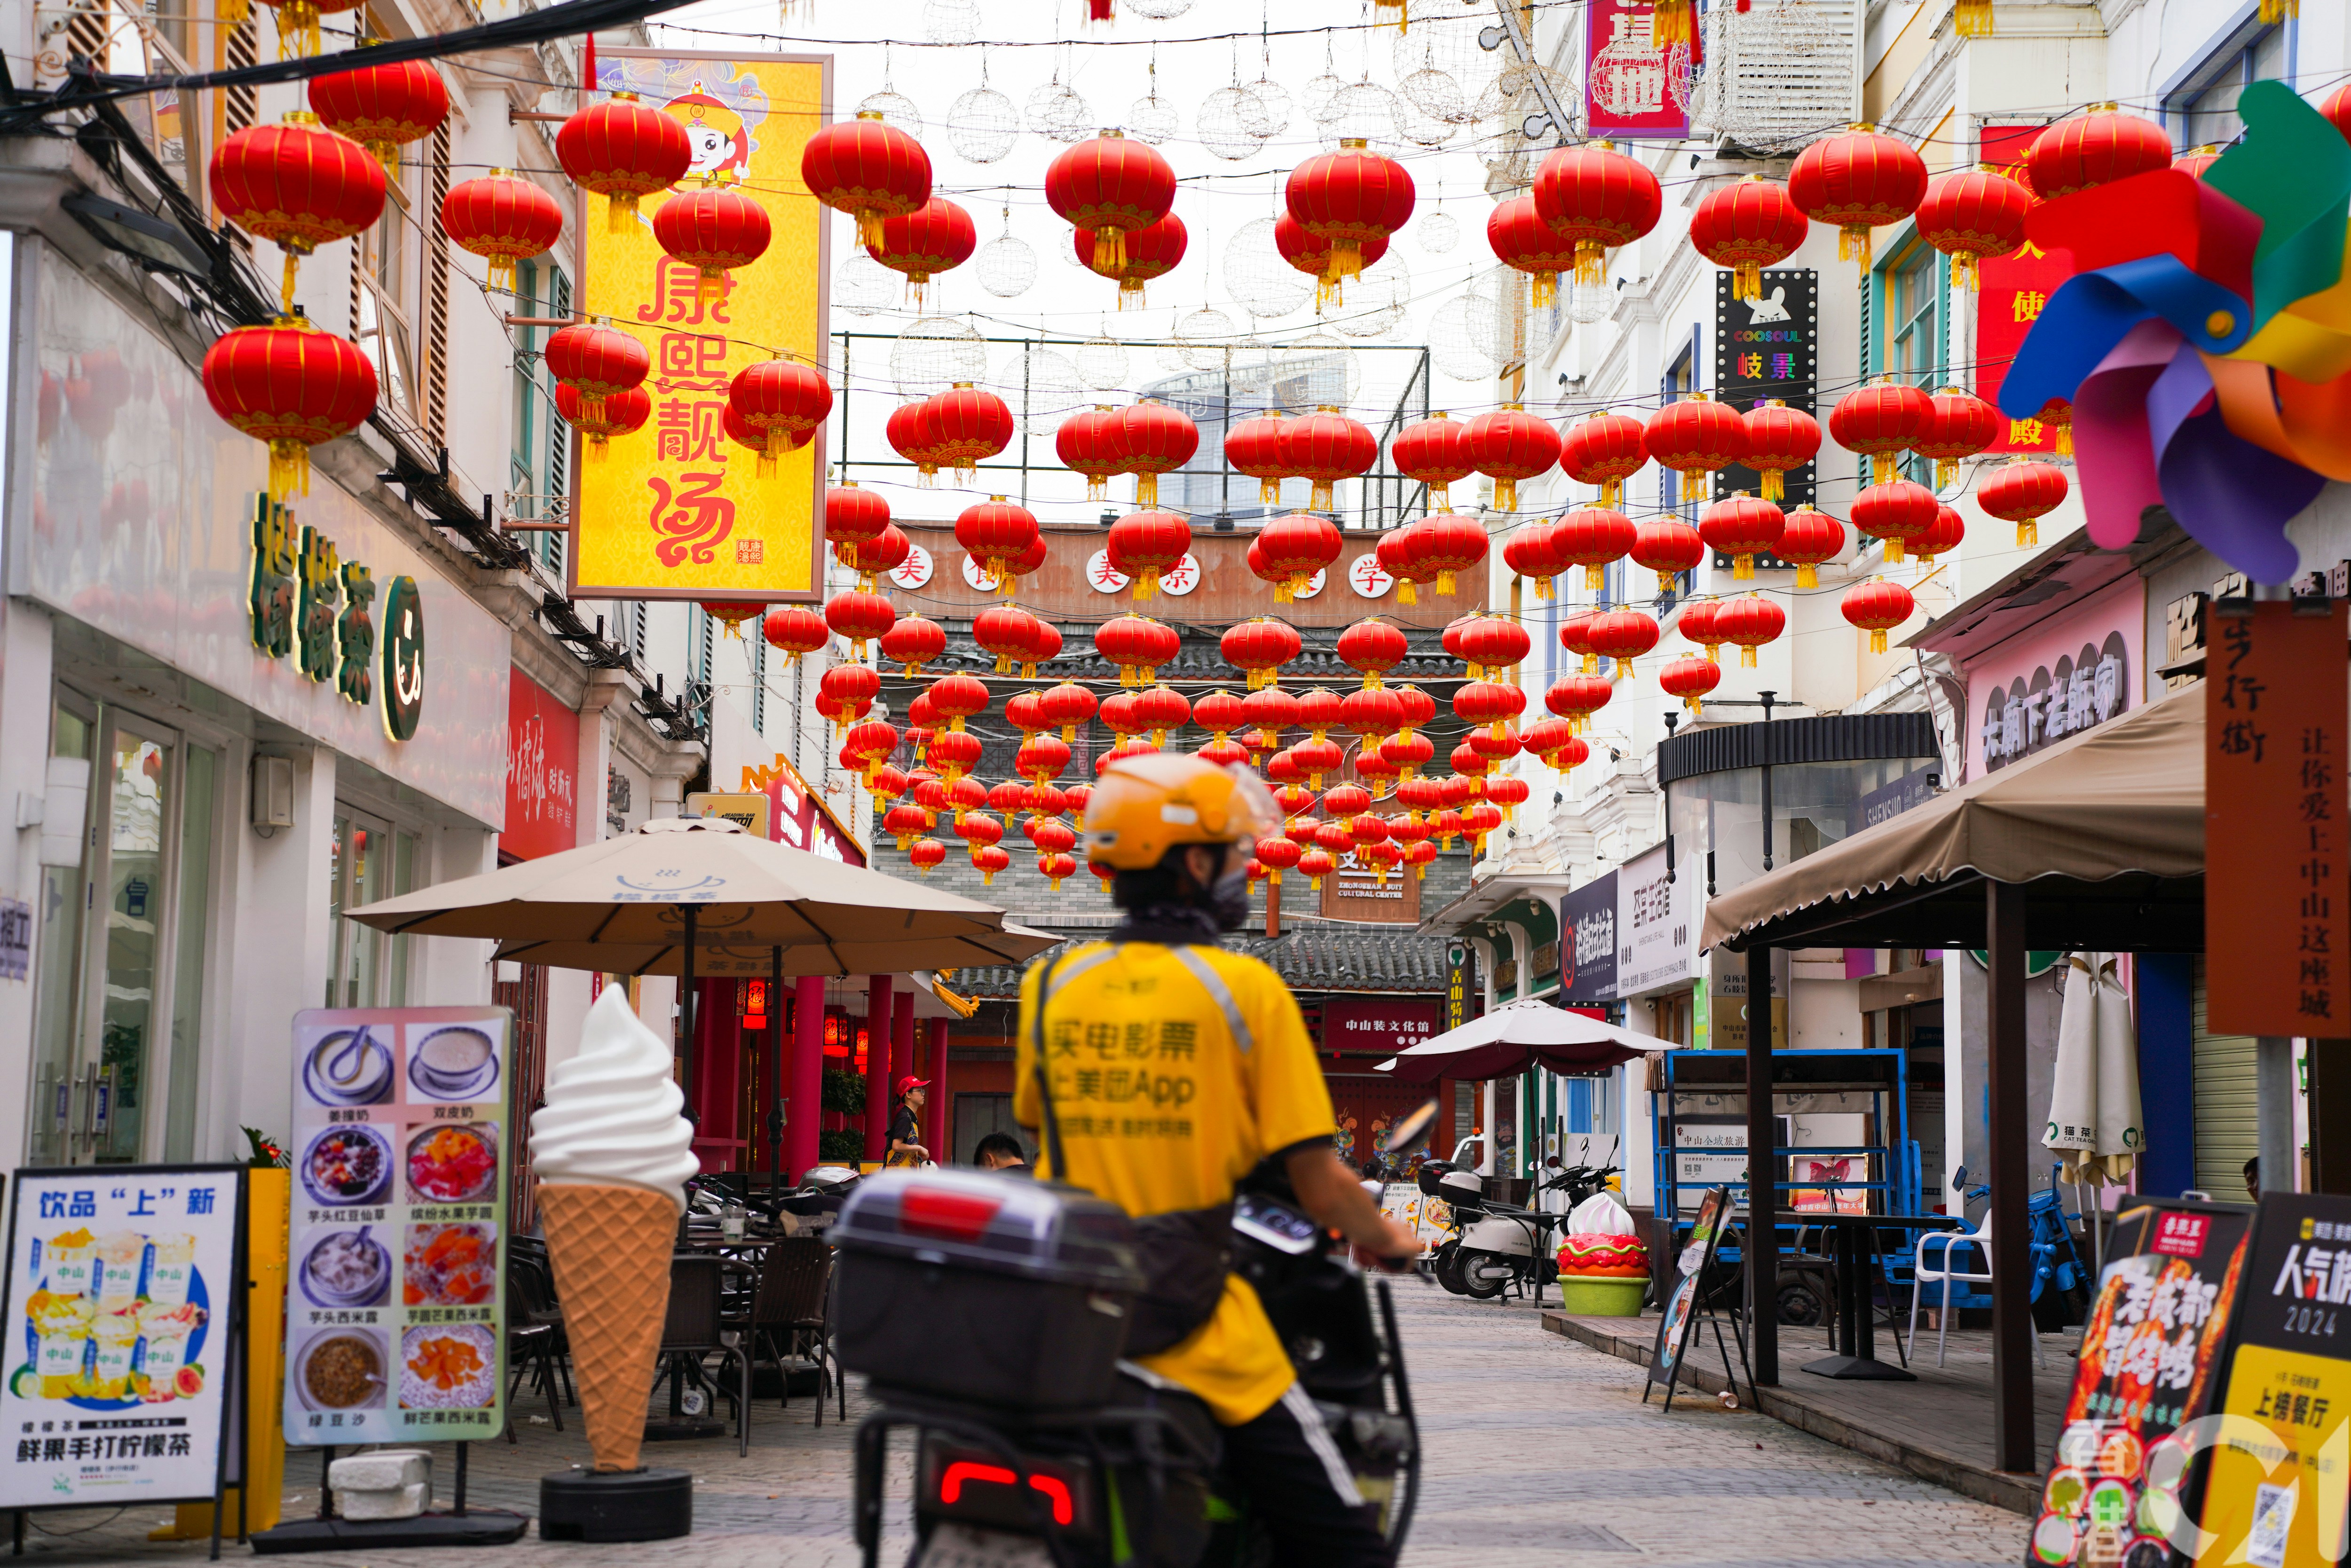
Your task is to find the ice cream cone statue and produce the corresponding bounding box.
[528,988,700,1473]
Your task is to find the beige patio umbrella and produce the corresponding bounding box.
[491,923,1064,978]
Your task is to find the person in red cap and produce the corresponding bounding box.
[887,1074,931,1166]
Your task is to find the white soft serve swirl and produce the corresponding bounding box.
[529,987,701,1211]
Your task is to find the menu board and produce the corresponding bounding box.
[0,1166,245,1509]
[285,1007,512,1446]
[2029,1198,2251,1568]
[1649,1185,1731,1392]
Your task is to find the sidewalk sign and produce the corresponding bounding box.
[1645,1184,1744,1410]
[158,1166,290,1543]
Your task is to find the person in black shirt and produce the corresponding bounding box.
[973,1133,1029,1172]
[888,1075,930,1166]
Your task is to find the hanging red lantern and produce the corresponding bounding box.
[1520,717,1578,768]
[1740,400,1821,503]
[653,186,772,303]
[1546,672,1613,735]
[1038,681,1100,742]
[544,322,650,427]
[1456,617,1530,679]
[1057,406,1127,501]
[1482,777,1530,821]
[1842,578,1917,654]
[1116,401,1199,510]
[1076,212,1188,308]
[841,720,901,785]
[1132,685,1191,747]
[1453,681,1525,743]
[1979,458,2070,548]
[1775,505,1846,588]
[1274,213,1392,310]
[824,589,896,660]
[1221,618,1303,690]
[1414,514,1489,598]
[1699,493,1786,582]
[871,765,910,805]
[1831,378,1935,487]
[726,357,832,476]
[440,170,561,292]
[1383,729,1436,778]
[957,798,1003,848]
[202,311,378,508]
[1789,124,1929,277]
[1245,685,1302,742]
[1463,404,1561,515]
[1688,176,1808,301]
[1286,140,1415,284]
[554,383,650,460]
[1108,510,1192,601]
[1006,689,1046,736]
[849,524,912,582]
[955,496,1041,595]
[1715,594,1786,668]
[928,671,991,733]
[1560,410,1649,510]
[1225,411,1291,503]
[1337,618,1409,689]
[1587,607,1660,679]
[1487,196,1578,310]
[1912,504,1966,564]
[909,838,949,875]
[1502,519,1570,602]
[1255,835,1302,886]
[1096,615,1179,687]
[1912,387,2001,488]
[817,663,879,733]
[1677,599,1725,665]
[878,613,946,676]
[1278,409,1378,514]
[884,802,931,851]
[974,846,1014,888]
[1645,394,1747,504]
[1390,412,1477,512]
[927,385,1014,484]
[209,113,386,311]
[1555,505,1637,592]
[559,91,694,233]
[801,110,933,249]
[1915,165,2032,291]
[1460,800,1505,850]
[2025,106,2173,199]
[1192,690,1247,745]
[1558,608,1599,676]
[1296,846,1337,889]
[1531,140,1663,287]
[308,53,448,176]
[1375,522,1430,605]
[763,605,830,664]
[890,399,945,486]
[1047,131,1178,273]
[1631,517,1706,594]
[1851,479,1939,563]
[1257,514,1344,601]
[866,197,976,309]
[1343,687,1407,749]
[974,605,1047,676]
[825,481,891,573]
[1659,655,1721,715]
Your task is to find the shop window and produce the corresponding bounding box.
[509,260,573,556]
[1875,239,1947,485]
[2168,23,2284,151]
[327,809,419,1009]
[353,150,421,423]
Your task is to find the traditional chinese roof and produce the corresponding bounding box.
[948,927,1452,999]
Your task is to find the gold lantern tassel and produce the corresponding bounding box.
[1680,469,1708,504]
[1741,644,1759,669]
[1530,271,1557,310]
[1870,628,1891,654]
[218,0,248,20]
[1136,473,1159,508]
[1795,562,1818,590]
[1437,567,1458,594]
[1649,0,1696,45]
[268,438,311,503]
[696,266,728,305]
[1885,536,1907,565]
[1331,238,1363,281]
[1870,452,1897,485]
[1259,477,1280,503]
[1935,457,1958,488]
[1133,571,1155,603]
[1734,552,1754,582]
[585,433,610,463]
[273,0,323,57]
[1600,478,1623,509]
[1585,564,1607,592]
[607,192,645,234]
[1494,478,1517,513]
[1093,229,1126,272]
[1761,468,1784,501]
[2051,419,2074,457]
[857,211,886,250]
[1532,574,1553,602]
[2018,519,2038,548]
[278,249,303,313]
[1574,240,1606,288]
[1735,262,1761,301]
[1310,481,1335,512]
[2258,0,2295,18]
[1086,474,1108,501]
[1396,579,1417,606]
[1119,279,1146,311]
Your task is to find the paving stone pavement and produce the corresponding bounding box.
[4,1282,2031,1565]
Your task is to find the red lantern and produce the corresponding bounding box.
[1631,518,1706,594]
[1343,687,1407,748]
[1487,196,1578,310]
[1558,608,1599,676]
[1274,212,1392,310]
[1464,404,1562,515]
[1037,852,1078,890]
[544,322,650,428]
[1108,510,1192,601]
[1912,504,1966,564]
[1133,685,1191,747]
[1285,141,1415,283]
[2026,106,2173,199]
[1789,124,1929,277]
[972,604,1044,676]
[558,91,694,233]
[1296,688,1344,741]
[1245,685,1302,741]
[1225,412,1290,504]
[818,663,879,732]
[1278,410,1377,514]
[1296,847,1337,889]
[1531,140,1663,286]
[308,54,447,175]
[959,808,1006,850]
[1257,514,1344,601]
[1503,519,1570,602]
[1851,479,1939,563]
[554,383,650,460]
[1117,401,1199,510]
[1556,505,1637,592]
[1375,523,1429,605]
[201,315,378,502]
[1192,690,1247,742]
[1520,717,1578,767]
[1097,615,1179,687]
[824,589,896,660]
[1560,410,1649,510]
[824,481,891,574]
[1223,619,1302,691]
[867,197,976,308]
[1715,593,1786,668]
[877,612,946,676]
[1677,598,1724,664]
[909,838,948,875]
[927,385,1014,484]
[764,605,830,664]
[209,113,386,310]
[1741,400,1821,504]
[1830,379,1935,487]
[1457,617,1530,679]
[889,400,944,486]
[1699,493,1786,582]
[801,110,933,249]
[955,496,1041,594]
[1459,800,1504,849]
[1979,458,2069,548]
[1688,176,1807,301]
[928,672,991,733]
[1391,413,1477,512]
[1453,680,1524,742]
[1383,730,1435,777]
[1775,505,1846,589]
[851,524,913,580]
[1546,672,1613,734]
[1039,682,1099,742]
[1915,165,2032,291]
[1337,618,1409,689]
[1057,406,1126,501]
[842,720,901,784]
[972,844,1012,887]
[1645,394,1747,504]
[1075,213,1187,308]
[727,357,832,475]
[1255,835,1301,886]
[884,802,930,851]
[440,170,561,291]
[1047,131,1178,273]
[653,187,771,303]
[1414,514,1489,599]
[1587,607,1660,679]
[1842,578,1917,654]
[1912,387,2001,488]
[1659,655,1721,714]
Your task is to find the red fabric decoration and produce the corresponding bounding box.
[1645,394,1747,504]
[1659,655,1722,714]
[878,613,947,676]
[1631,517,1706,594]
[308,54,447,174]
[1978,459,2070,548]
[1698,493,1786,581]
[1096,615,1180,687]
[1911,504,1966,564]
[544,323,650,428]
[1222,619,1304,691]
[1414,514,1489,599]
[1225,413,1290,503]
[1586,607,1660,679]
[1390,413,1478,512]
[763,605,830,664]
[1116,401,1200,509]
[1502,519,1570,602]
[1056,405,1127,501]
[1285,142,1415,284]
[1830,379,1934,486]
[1076,212,1188,308]
[209,112,386,310]
[727,357,832,475]
[927,385,1015,484]
[2025,107,2174,199]
[1274,212,1391,310]
[1556,505,1637,592]
[1715,593,1786,668]
[955,497,1041,593]
[1912,388,2001,488]
[1487,195,1578,309]
[1107,510,1192,601]
[555,384,649,460]
[1850,479,1939,563]
[653,187,771,303]
[1277,410,1378,513]
[1336,619,1409,689]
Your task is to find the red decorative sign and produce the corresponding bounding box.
[753,753,868,867]
[1320,997,1441,1057]
[1585,0,1696,141]
[502,670,579,861]
[1976,125,2073,456]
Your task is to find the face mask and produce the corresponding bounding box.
[1208,865,1253,931]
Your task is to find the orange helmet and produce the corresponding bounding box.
[1081,754,1278,870]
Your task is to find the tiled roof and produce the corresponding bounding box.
[950,927,1452,999]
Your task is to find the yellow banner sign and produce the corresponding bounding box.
[572,49,831,602]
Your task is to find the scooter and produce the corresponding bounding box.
[1419,1146,1623,1304]
[1947,1164,2092,1330]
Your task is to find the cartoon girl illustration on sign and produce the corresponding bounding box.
[598,58,769,192]
[663,83,751,186]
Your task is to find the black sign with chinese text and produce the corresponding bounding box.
[1711,269,1820,549]
[1562,870,1620,1003]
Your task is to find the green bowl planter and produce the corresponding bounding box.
[1555,1275,1647,1316]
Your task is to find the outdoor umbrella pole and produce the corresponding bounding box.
[771,945,784,1198]
[681,906,698,1124]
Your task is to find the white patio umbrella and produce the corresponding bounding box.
[2043,952,2143,1185]
[1373,997,1670,1082]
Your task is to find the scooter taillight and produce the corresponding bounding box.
[919,1437,1095,1535]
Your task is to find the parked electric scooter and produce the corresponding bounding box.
[1418,1140,1624,1303]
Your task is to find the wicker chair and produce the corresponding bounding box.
[662,1253,755,1456]
[729,1237,841,1426]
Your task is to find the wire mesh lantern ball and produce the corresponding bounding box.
[947,86,1019,163]
[857,89,924,140]
[891,315,988,400]
[977,226,1038,298]
[1329,252,1407,339]
[1176,307,1239,372]
[1324,81,1403,149]
[1199,86,1271,161]
[1128,90,1178,145]
[1077,333,1129,392]
[922,0,980,43]
[1027,81,1093,143]
[1225,217,1313,318]
[1416,209,1460,254]
[836,252,897,316]
[996,346,1084,437]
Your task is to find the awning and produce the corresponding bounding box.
[1373,998,1669,1082]
[1701,685,2204,954]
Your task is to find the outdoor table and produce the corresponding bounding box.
[1784,1212,1962,1381]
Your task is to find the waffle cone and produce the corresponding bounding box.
[537,1181,678,1473]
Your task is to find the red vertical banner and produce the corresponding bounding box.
[2207,600,2350,1036]
[1975,125,2072,456]
[1584,0,1697,141]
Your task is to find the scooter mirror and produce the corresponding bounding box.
[1384,1099,1441,1157]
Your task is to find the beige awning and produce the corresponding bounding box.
[1701,686,2204,953]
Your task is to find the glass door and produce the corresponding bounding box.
[326,809,417,1009]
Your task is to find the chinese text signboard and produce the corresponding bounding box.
[1617,844,1692,996]
[284,1007,514,1446]
[2030,1199,2251,1568]
[1977,125,2072,456]
[503,670,580,861]
[1319,998,1441,1058]
[1562,869,1619,1003]
[1319,847,1421,923]
[1980,632,2132,773]
[2207,601,2349,1037]
[0,1166,245,1510]
[250,494,425,743]
[1584,0,1697,140]
[574,50,830,603]
[746,754,866,867]
[1712,270,1819,539]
